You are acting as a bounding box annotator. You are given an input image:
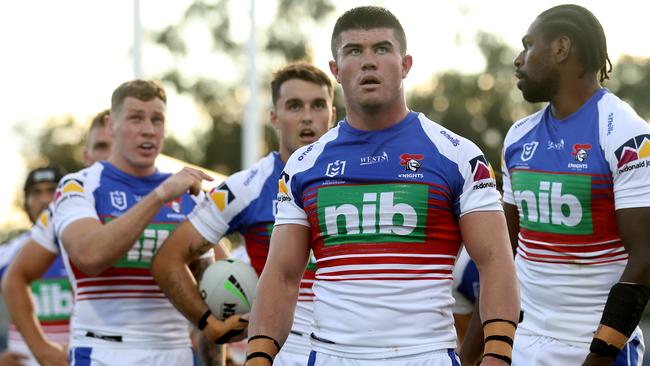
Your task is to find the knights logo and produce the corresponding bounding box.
[399,153,424,172]
[572,143,592,162]
[165,197,182,213]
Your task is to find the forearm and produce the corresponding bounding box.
[153,255,209,324]
[249,268,301,347]
[477,260,519,323]
[66,191,164,275]
[2,273,49,350]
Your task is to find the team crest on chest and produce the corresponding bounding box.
[572,144,592,162]
[109,191,128,210]
[521,141,539,162]
[325,160,346,178]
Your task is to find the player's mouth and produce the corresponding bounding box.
[138,142,157,154]
[515,70,526,89]
[299,128,316,142]
[360,75,381,89]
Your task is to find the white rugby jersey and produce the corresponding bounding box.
[276,112,502,358]
[189,151,316,354]
[502,89,650,344]
[52,161,198,348]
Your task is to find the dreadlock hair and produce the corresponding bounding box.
[537,4,612,82]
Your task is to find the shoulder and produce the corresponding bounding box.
[415,113,488,163]
[54,163,103,201]
[285,127,340,175]
[597,92,648,134]
[503,108,545,148]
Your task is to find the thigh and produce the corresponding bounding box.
[513,334,586,366]
[275,348,311,366]
[69,347,193,366]
[307,350,460,366]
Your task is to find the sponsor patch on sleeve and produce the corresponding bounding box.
[469,155,496,190]
[209,183,235,211]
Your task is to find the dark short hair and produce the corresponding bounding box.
[110,80,167,116]
[24,166,64,197]
[271,62,334,106]
[331,6,406,59]
[537,4,612,82]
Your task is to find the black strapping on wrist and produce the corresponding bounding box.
[197,309,211,331]
[483,353,512,365]
[245,352,274,364]
[248,334,281,352]
[589,338,621,359]
[482,318,517,328]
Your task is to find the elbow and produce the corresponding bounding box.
[69,251,109,277]
[151,248,175,283]
[1,266,22,297]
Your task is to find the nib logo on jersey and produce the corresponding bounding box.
[32,278,73,321]
[469,155,496,190]
[511,171,592,235]
[398,153,424,179]
[615,134,650,173]
[317,183,427,246]
[210,183,236,211]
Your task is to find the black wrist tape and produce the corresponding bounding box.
[245,352,273,364]
[483,353,512,365]
[249,335,281,352]
[590,338,621,359]
[197,309,211,331]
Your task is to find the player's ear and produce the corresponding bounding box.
[329,60,341,83]
[270,109,279,129]
[554,35,572,64]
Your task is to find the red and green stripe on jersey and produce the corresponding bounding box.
[71,221,178,301]
[511,169,624,265]
[304,182,461,281]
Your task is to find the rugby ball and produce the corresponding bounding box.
[199,259,258,320]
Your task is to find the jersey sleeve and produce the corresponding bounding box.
[457,143,503,216]
[30,206,59,254]
[53,169,101,239]
[274,170,309,227]
[600,98,650,209]
[501,149,515,205]
[189,159,273,243]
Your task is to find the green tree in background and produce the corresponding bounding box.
[408,32,538,177]
[153,0,336,174]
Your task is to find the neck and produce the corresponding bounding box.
[345,97,410,131]
[108,155,156,177]
[550,74,601,120]
[279,146,290,164]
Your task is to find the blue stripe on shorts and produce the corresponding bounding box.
[613,337,640,366]
[447,349,461,366]
[71,347,92,366]
[307,350,317,366]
